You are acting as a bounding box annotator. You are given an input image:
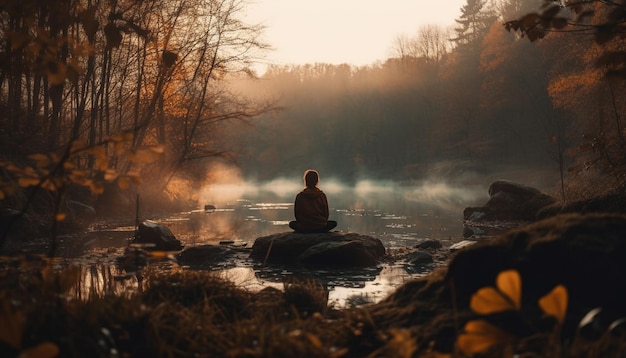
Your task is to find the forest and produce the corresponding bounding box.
[231,0,626,201]
[1,0,626,229]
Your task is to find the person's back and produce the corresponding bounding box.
[289,170,337,233]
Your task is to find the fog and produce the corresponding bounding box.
[194,162,558,214]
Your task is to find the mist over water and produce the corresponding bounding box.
[83,165,560,307]
[171,170,488,248]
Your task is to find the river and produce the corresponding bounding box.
[74,180,483,307]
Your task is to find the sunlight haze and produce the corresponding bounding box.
[245,0,466,69]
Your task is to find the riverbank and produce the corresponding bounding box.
[2,211,626,357]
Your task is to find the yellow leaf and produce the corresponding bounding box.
[93,146,106,160]
[149,251,169,258]
[19,342,59,358]
[470,270,521,314]
[41,179,59,192]
[496,270,521,310]
[128,148,156,163]
[306,333,322,349]
[0,299,24,350]
[28,154,50,167]
[117,176,130,190]
[104,170,118,181]
[149,144,165,154]
[94,157,110,171]
[18,177,40,188]
[70,140,87,154]
[538,285,568,324]
[457,320,514,356]
[470,287,516,315]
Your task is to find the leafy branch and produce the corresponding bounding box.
[0,131,163,256]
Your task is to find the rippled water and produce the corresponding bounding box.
[79,187,469,306]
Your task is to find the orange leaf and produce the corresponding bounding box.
[471,287,517,315]
[496,270,521,310]
[457,320,514,356]
[28,154,50,167]
[104,170,118,181]
[17,177,40,188]
[117,176,130,190]
[538,285,568,324]
[149,144,165,154]
[70,140,88,154]
[55,213,66,222]
[149,251,170,259]
[470,270,521,314]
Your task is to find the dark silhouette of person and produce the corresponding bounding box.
[289,169,337,233]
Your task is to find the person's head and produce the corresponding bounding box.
[303,169,319,188]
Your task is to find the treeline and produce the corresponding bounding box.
[2,0,626,220]
[231,0,626,200]
[0,0,271,214]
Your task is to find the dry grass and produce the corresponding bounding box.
[1,254,625,357]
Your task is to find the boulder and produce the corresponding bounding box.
[415,239,442,250]
[175,244,235,269]
[131,220,184,251]
[250,231,385,267]
[405,250,433,267]
[449,240,476,252]
[464,180,556,222]
[372,213,626,355]
[448,213,626,317]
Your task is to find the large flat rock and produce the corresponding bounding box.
[250,231,386,267]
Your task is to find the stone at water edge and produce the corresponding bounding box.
[175,244,235,268]
[447,213,626,320]
[371,213,626,355]
[415,238,443,250]
[250,231,386,267]
[449,240,476,252]
[132,220,184,251]
[463,180,556,222]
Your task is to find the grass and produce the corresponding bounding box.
[1,252,626,357]
[0,257,405,357]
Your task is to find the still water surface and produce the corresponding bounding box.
[81,182,478,307]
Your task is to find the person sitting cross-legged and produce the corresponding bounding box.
[289,169,337,233]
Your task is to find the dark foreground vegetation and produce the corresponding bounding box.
[2,212,626,357]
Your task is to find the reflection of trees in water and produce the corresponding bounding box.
[72,264,141,300]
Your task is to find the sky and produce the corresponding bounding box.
[243,0,467,69]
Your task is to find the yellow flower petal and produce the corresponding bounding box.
[471,287,516,315]
[538,285,568,324]
[496,270,522,310]
[457,320,514,355]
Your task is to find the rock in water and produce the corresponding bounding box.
[175,245,234,268]
[132,220,183,251]
[250,231,385,267]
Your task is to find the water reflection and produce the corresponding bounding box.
[77,185,473,306]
